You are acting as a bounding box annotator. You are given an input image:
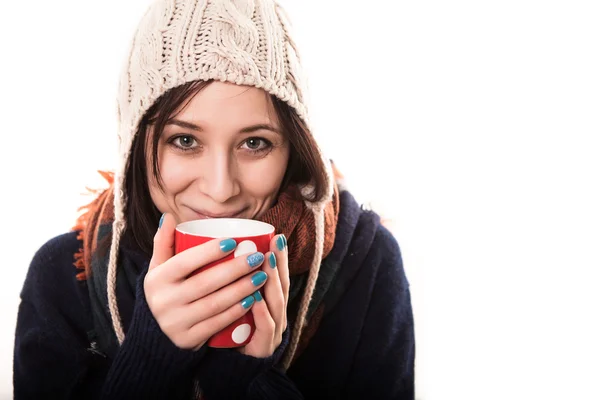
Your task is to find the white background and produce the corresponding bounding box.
[1,0,600,399]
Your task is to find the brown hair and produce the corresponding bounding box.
[123,80,328,256]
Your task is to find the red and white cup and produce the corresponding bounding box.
[175,218,275,348]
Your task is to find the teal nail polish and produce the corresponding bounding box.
[251,271,267,286]
[282,234,287,248]
[276,235,285,251]
[247,252,264,268]
[158,213,165,228]
[241,295,255,309]
[269,253,277,268]
[220,238,237,252]
[254,291,263,302]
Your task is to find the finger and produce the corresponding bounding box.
[179,251,265,303]
[185,293,256,350]
[149,213,176,270]
[273,234,290,309]
[248,291,276,353]
[263,248,285,331]
[160,236,239,281]
[184,270,269,324]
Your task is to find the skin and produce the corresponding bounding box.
[147,81,290,222]
[143,82,291,358]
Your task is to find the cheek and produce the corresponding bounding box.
[240,152,288,198]
[148,152,196,202]
[160,156,192,187]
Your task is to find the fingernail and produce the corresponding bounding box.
[254,291,263,302]
[269,253,277,268]
[158,213,165,229]
[241,295,255,309]
[247,252,264,268]
[282,234,287,248]
[251,271,267,286]
[276,235,286,251]
[220,238,237,252]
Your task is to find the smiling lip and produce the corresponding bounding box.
[190,207,246,219]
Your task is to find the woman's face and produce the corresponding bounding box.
[146,81,290,223]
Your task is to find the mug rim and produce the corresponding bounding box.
[175,218,275,238]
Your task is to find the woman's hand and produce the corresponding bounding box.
[143,213,268,351]
[237,233,290,358]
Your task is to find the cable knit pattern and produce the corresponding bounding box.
[117,0,307,144]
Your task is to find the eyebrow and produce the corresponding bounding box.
[167,119,281,135]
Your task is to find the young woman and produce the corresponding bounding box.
[13,0,415,398]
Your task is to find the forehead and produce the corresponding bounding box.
[175,81,278,125]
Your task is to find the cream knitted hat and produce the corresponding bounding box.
[107,0,334,370]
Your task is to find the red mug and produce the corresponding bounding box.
[175,218,275,348]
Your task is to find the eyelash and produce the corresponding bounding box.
[167,135,274,156]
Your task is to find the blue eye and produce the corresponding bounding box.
[169,135,198,151]
[242,138,272,153]
[177,136,196,148]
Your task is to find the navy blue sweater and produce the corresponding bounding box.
[13,192,415,399]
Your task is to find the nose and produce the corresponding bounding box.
[198,150,241,203]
